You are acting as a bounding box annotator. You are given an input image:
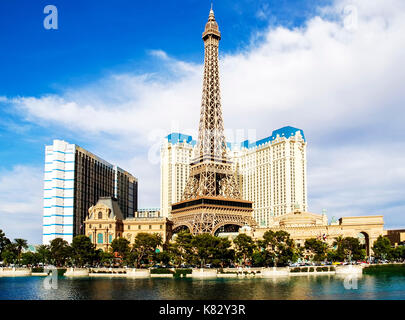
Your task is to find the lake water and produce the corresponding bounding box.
[1,274,405,300]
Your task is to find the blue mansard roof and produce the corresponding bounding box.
[166,126,305,150]
[166,133,196,146]
[241,126,306,149]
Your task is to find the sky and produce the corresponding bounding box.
[0,0,404,244]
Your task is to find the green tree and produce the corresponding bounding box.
[1,250,17,265]
[36,245,51,265]
[191,233,221,267]
[372,236,392,261]
[110,237,130,264]
[0,229,11,257]
[391,246,405,261]
[164,243,181,266]
[71,235,96,267]
[154,250,172,266]
[173,230,194,266]
[21,252,39,266]
[129,233,162,267]
[1,243,18,265]
[326,249,340,262]
[212,238,233,267]
[96,250,114,266]
[332,236,345,261]
[233,234,256,266]
[304,238,328,262]
[335,237,365,262]
[251,250,270,267]
[50,238,71,266]
[261,230,297,267]
[14,238,28,262]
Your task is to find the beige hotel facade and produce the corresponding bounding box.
[161,126,307,227]
[84,8,387,256]
[159,130,386,255]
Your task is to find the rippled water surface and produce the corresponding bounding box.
[1,274,405,300]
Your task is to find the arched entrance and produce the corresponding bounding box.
[357,232,370,257]
[171,224,192,240]
[172,224,191,233]
[213,223,244,236]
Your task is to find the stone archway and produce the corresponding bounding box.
[212,222,245,236]
[213,223,243,236]
[172,224,192,235]
[358,231,370,257]
[171,224,192,241]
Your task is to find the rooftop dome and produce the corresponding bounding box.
[202,6,221,40]
[278,211,324,227]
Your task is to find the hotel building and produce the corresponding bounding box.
[233,126,307,227]
[160,126,307,226]
[84,199,172,251]
[160,133,196,217]
[43,139,138,244]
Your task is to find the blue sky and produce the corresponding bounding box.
[1,0,405,243]
[0,0,330,170]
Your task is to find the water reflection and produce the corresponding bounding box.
[1,274,405,300]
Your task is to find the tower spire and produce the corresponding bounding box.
[171,8,255,236]
[197,5,223,164]
[182,7,240,200]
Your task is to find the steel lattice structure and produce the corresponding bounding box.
[171,8,256,235]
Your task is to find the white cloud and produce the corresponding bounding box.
[0,166,43,244]
[149,49,170,60]
[308,142,405,226]
[4,0,405,231]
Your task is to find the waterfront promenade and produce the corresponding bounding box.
[0,264,364,278]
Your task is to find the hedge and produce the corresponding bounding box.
[58,269,66,276]
[173,269,192,278]
[150,268,174,274]
[363,264,405,275]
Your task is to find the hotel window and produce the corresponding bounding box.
[138,225,141,230]
[149,225,152,230]
[97,233,103,244]
[98,212,103,219]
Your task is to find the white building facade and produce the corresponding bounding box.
[160,127,307,226]
[160,133,195,217]
[233,126,307,227]
[43,140,138,244]
[43,140,77,244]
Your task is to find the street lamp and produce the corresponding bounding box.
[94,227,97,248]
[106,227,109,251]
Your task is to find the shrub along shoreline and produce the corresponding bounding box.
[363,263,405,275]
[1,227,403,270]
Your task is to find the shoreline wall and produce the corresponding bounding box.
[0,267,32,277]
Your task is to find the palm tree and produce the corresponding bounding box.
[332,236,344,249]
[332,236,345,262]
[14,239,28,263]
[36,245,51,265]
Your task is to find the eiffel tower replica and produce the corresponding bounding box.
[171,7,256,235]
